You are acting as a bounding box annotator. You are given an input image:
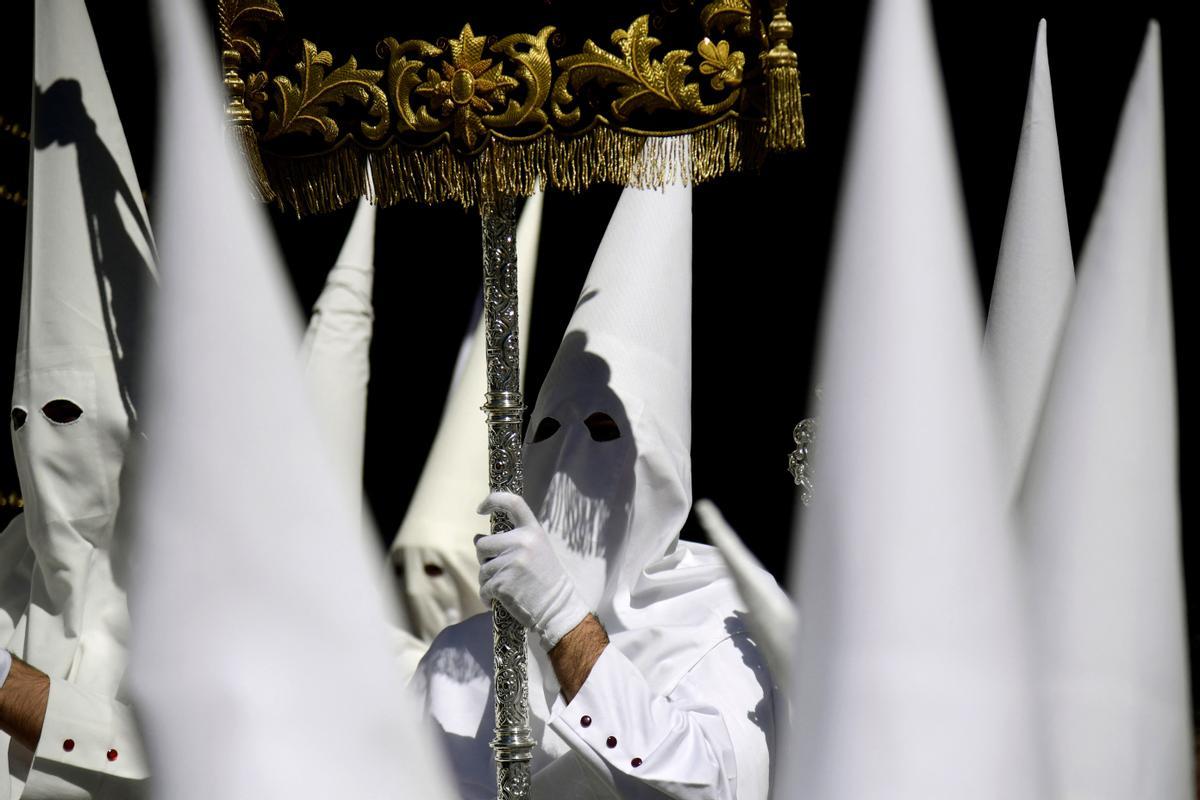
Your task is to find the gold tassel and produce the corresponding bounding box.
[222,48,276,202]
[763,0,805,152]
[228,119,275,202]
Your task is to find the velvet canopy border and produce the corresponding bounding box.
[218,0,805,214]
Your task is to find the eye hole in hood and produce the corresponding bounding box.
[584,411,621,442]
[41,399,84,425]
[532,417,561,443]
[11,408,27,430]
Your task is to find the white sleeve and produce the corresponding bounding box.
[547,634,774,800]
[19,679,147,799]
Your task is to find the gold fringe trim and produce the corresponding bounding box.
[262,118,756,216]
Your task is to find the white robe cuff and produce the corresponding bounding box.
[547,645,738,800]
[20,679,147,799]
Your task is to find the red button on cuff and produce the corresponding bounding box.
[606,736,618,749]
[580,715,592,728]
[107,749,119,762]
[62,739,75,753]
[631,757,643,768]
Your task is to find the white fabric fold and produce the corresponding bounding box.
[694,499,795,691]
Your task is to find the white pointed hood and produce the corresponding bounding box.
[524,176,746,692]
[984,19,1075,499]
[127,0,455,796]
[8,0,156,688]
[302,196,377,502]
[526,183,691,611]
[389,191,542,642]
[783,0,1040,796]
[1020,24,1191,798]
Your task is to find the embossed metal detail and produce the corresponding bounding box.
[482,197,535,798]
[788,418,816,506]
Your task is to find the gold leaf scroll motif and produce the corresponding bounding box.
[244,71,270,120]
[380,36,446,135]
[552,15,741,126]
[265,40,389,142]
[483,27,555,131]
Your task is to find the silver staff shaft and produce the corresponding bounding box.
[481,196,535,799]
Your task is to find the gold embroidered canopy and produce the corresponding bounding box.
[219,0,804,214]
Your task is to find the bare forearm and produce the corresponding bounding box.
[0,653,50,750]
[548,614,608,703]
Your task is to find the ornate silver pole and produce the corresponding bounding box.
[481,195,535,800]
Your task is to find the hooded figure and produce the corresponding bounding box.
[389,192,542,643]
[416,180,776,800]
[1,1,152,796]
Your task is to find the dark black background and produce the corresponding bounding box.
[1,0,1193,709]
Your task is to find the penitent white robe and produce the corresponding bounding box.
[417,179,776,799]
[1,516,147,800]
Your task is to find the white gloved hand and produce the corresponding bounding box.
[476,492,591,651]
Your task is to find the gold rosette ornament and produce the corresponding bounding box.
[415,25,520,149]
